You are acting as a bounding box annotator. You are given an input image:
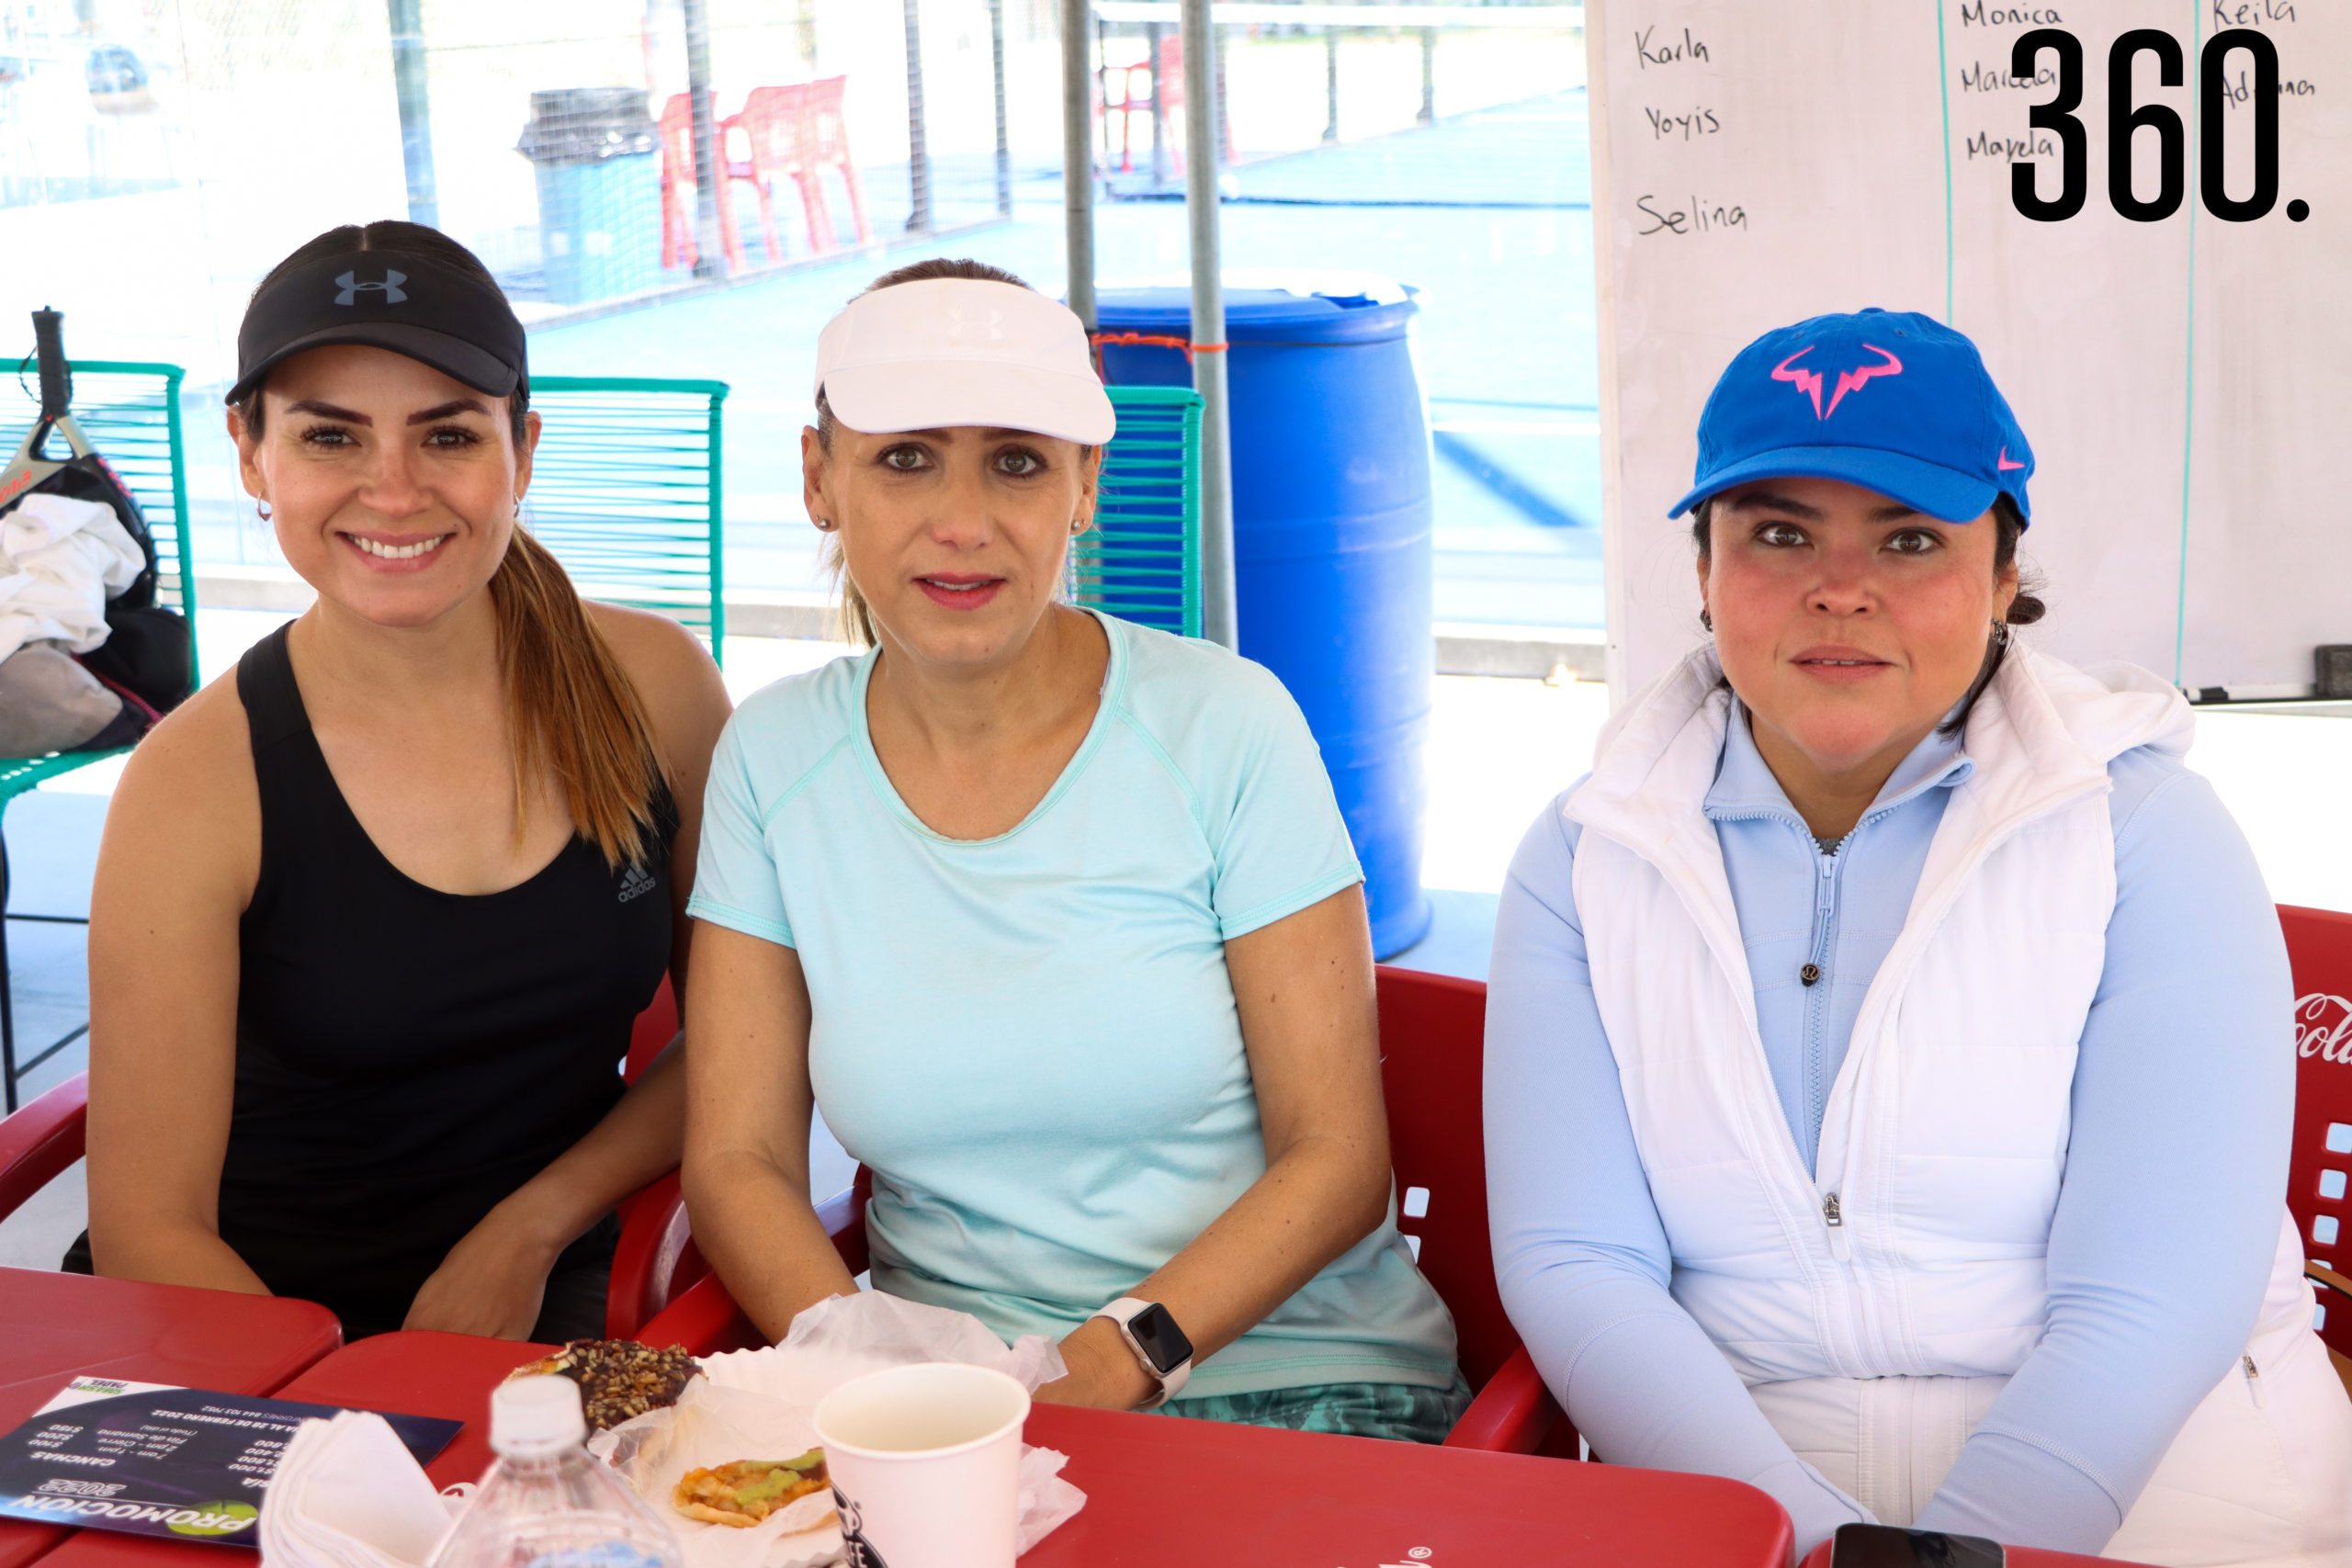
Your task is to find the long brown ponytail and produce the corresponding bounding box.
[239,220,665,869]
[486,527,662,868]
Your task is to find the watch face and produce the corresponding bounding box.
[1127,1302,1193,1375]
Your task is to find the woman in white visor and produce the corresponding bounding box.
[681,259,1464,1436]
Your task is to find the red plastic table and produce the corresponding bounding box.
[0,1268,342,1568]
[44,1330,1792,1568]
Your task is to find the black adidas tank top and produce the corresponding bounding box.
[213,623,676,1337]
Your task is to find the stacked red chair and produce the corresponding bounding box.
[658,93,748,274]
[799,76,871,249]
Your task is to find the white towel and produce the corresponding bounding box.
[0,491,145,664]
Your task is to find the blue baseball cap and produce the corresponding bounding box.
[1669,308,2034,525]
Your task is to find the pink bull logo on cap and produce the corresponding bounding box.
[1770,344,1903,421]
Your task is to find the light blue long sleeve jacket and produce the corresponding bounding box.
[1485,703,2293,1555]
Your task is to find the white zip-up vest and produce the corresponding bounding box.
[1566,645,2351,1565]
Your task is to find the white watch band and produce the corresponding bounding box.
[1092,1295,1192,1409]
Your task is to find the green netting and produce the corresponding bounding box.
[1073,384,1202,638]
[526,376,729,664]
[0,358,195,785]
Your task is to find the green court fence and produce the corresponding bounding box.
[1073,383,1202,638]
[525,376,728,663]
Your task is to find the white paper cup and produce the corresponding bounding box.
[811,1361,1031,1568]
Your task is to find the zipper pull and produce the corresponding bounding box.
[1822,1191,1851,1260]
[2244,1355,2267,1408]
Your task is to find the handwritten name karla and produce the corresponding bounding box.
[1634,25,1709,69]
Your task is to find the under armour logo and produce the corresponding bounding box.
[1770,343,1902,420]
[941,305,1007,343]
[334,269,406,306]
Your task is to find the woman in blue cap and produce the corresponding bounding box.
[1485,309,2352,1562]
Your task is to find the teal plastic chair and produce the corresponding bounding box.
[0,360,197,1111]
[524,377,729,664]
[1071,385,1203,637]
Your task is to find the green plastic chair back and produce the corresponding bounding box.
[1071,385,1203,638]
[525,376,729,665]
[0,359,196,788]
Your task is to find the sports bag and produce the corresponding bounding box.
[0,308,190,713]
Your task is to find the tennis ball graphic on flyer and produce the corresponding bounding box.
[167,1502,258,1538]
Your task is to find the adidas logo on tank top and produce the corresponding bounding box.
[616,863,658,903]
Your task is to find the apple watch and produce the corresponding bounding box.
[1091,1296,1193,1409]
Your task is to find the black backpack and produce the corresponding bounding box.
[1,309,191,714]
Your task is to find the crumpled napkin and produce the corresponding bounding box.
[592,1292,1087,1566]
[258,1411,461,1568]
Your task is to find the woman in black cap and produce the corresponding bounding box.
[74,221,732,1340]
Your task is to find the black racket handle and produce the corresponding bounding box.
[31,306,67,419]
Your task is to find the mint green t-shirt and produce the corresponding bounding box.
[687,611,1459,1398]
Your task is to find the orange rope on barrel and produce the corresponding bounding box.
[1089,330,1229,377]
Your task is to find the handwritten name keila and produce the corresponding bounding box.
[1636,193,1747,235]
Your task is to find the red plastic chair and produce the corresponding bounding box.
[0,1068,85,1224]
[625,968,1576,1452]
[1376,966,1575,1456]
[2282,904,2352,1359]
[799,77,871,247]
[723,85,817,261]
[1099,51,1154,173]
[0,982,689,1335]
[658,93,747,274]
[1098,37,1231,176]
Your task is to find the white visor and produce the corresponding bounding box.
[814,277,1117,446]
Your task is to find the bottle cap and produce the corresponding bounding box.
[490,1375,587,1458]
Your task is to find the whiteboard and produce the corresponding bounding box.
[1584,0,2350,701]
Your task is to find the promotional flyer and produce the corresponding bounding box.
[0,1379,460,1548]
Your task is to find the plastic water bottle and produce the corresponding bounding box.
[429,1376,683,1568]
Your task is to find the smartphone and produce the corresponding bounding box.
[1830,1523,2007,1568]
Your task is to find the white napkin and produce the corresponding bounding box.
[593,1292,1087,1566]
[258,1412,460,1568]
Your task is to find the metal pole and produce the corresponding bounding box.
[1180,0,1237,649]
[1419,26,1437,125]
[904,0,933,232]
[1148,21,1169,187]
[682,0,723,277]
[1062,0,1096,330]
[386,0,438,228]
[989,0,1011,216]
[1323,27,1340,141]
[1214,19,1230,164]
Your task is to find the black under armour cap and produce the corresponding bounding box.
[228,248,526,405]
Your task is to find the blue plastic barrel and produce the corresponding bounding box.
[1095,277,1433,957]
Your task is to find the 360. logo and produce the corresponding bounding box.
[2009,27,2304,224]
